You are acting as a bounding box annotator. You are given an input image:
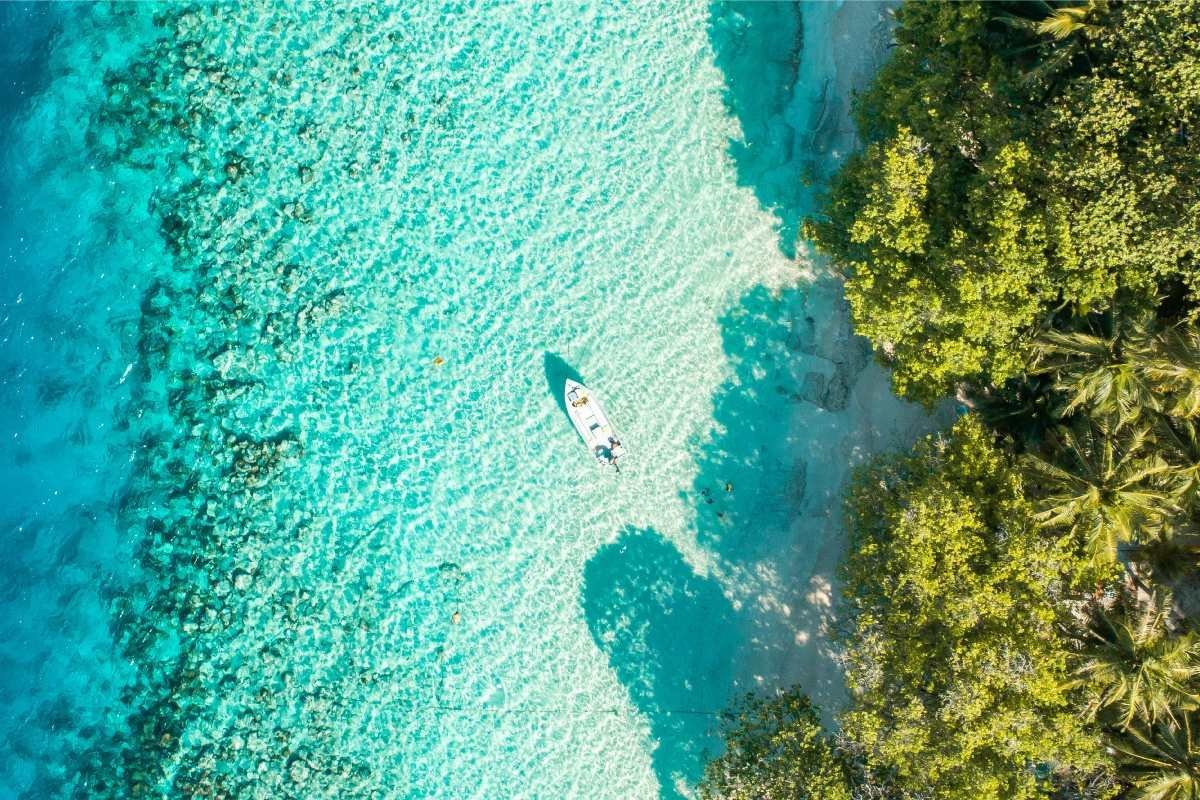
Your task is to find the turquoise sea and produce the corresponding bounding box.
[0,3,933,798]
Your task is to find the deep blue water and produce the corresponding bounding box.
[0,5,161,794]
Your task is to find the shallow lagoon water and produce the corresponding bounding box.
[0,3,931,798]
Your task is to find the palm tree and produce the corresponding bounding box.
[1069,595,1200,730]
[1136,534,1200,586]
[968,373,1060,451]
[1109,712,1200,800]
[993,0,1110,88]
[1150,415,1200,516]
[1030,322,1157,429]
[1143,325,1200,420]
[1036,1,1109,41]
[1031,318,1200,427]
[1022,421,1175,565]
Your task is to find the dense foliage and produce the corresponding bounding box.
[698,689,849,800]
[807,0,1200,403]
[1019,316,1200,571]
[841,415,1104,799]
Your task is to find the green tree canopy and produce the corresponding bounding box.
[808,0,1200,403]
[698,689,849,800]
[841,414,1105,799]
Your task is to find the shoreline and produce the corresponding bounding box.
[33,4,849,798]
[730,0,952,720]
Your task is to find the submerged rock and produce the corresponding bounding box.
[821,371,851,411]
[800,371,826,405]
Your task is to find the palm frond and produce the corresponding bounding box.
[1072,598,1200,734]
[1110,712,1200,799]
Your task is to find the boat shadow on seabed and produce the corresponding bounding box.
[542,350,585,425]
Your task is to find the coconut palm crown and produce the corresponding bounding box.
[1070,595,1200,731]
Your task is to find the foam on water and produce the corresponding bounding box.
[1,3,934,798]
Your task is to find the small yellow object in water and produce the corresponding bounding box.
[724,482,733,492]
[451,611,461,624]
[433,356,445,366]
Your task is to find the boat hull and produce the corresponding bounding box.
[564,379,625,466]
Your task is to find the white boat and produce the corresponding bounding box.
[564,379,626,468]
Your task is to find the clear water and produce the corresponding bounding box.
[0,4,167,795]
[0,3,932,798]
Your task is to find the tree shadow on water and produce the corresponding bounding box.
[708,2,807,258]
[688,284,830,561]
[683,282,876,715]
[581,527,738,800]
[579,287,880,792]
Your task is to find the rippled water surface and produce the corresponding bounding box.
[0,3,925,798]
